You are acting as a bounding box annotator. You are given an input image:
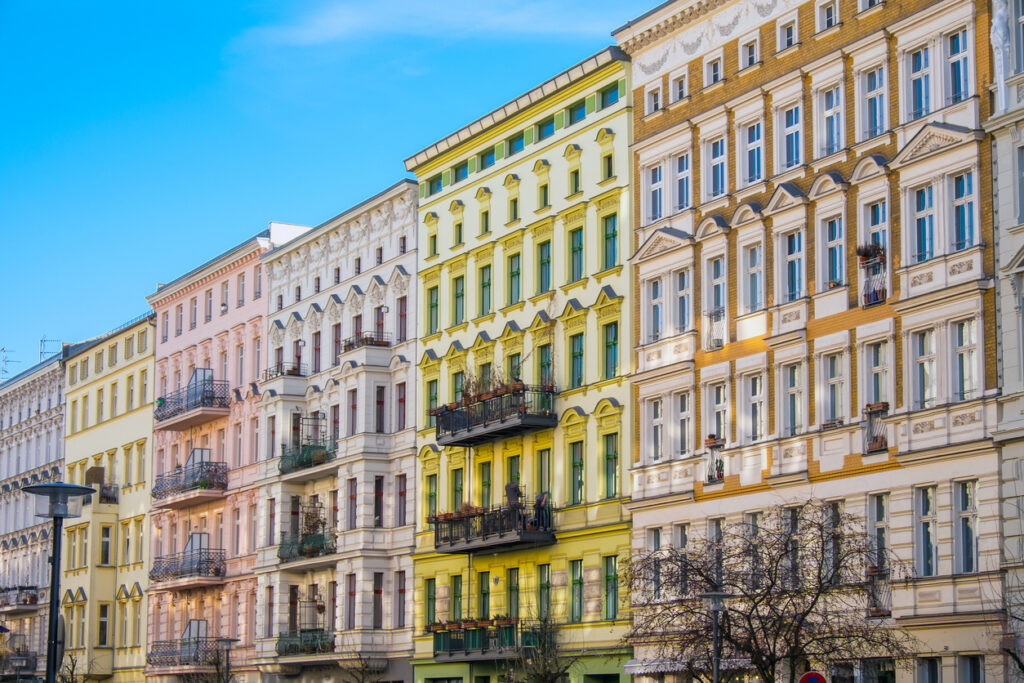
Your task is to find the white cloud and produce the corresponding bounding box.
[240,0,623,47]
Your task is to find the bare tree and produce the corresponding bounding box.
[502,617,586,683]
[57,652,81,683]
[334,653,389,683]
[626,499,917,683]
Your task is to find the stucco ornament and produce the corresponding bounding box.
[992,0,1011,113]
[393,195,414,228]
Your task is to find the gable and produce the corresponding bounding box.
[891,123,981,169]
[634,227,692,262]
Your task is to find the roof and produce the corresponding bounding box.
[612,0,676,35]
[147,229,271,303]
[403,46,629,171]
[0,353,62,392]
[62,312,156,362]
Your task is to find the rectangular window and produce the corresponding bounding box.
[427,379,438,428]
[395,571,406,628]
[568,99,586,125]
[784,231,804,301]
[570,440,584,505]
[649,399,663,462]
[602,214,618,270]
[916,486,938,576]
[427,473,437,523]
[676,392,691,456]
[396,382,406,431]
[98,604,110,647]
[348,389,358,436]
[569,168,581,194]
[601,83,620,107]
[536,448,551,495]
[347,478,357,530]
[427,286,439,334]
[452,371,465,403]
[744,244,763,312]
[508,132,525,156]
[397,296,408,342]
[711,382,728,441]
[742,123,763,185]
[913,329,937,408]
[913,185,935,262]
[604,432,618,498]
[570,560,584,622]
[672,73,687,101]
[604,556,618,619]
[953,319,977,401]
[603,322,618,379]
[780,20,796,49]
[425,578,436,625]
[864,67,886,138]
[742,40,758,68]
[374,476,384,527]
[538,343,553,385]
[784,363,803,436]
[674,270,691,333]
[648,279,663,342]
[570,333,584,388]
[372,572,383,629]
[569,227,584,282]
[478,571,490,618]
[100,526,112,565]
[452,276,465,324]
[910,47,931,119]
[824,217,844,287]
[821,86,841,156]
[866,341,888,404]
[537,240,552,293]
[507,254,521,305]
[959,655,984,683]
[479,265,491,316]
[538,564,551,618]
[948,29,969,104]
[538,183,549,208]
[674,153,691,210]
[819,1,837,30]
[868,492,889,568]
[706,57,722,85]
[479,461,492,507]
[783,105,801,168]
[646,88,661,114]
[507,568,520,618]
[953,171,975,250]
[480,209,490,235]
[747,375,764,441]
[647,166,663,222]
[451,574,462,620]
[709,138,726,198]
[824,353,844,422]
[537,116,555,141]
[955,479,978,573]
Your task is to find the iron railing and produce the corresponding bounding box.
[706,456,724,483]
[262,362,309,381]
[432,498,553,551]
[154,381,231,422]
[433,621,547,660]
[278,530,337,563]
[84,483,119,505]
[704,308,726,351]
[149,549,226,583]
[341,331,392,353]
[275,629,334,656]
[862,270,887,306]
[866,568,892,617]
[152,461,228,500]
[0,586,38,608]
[147,638,221,667]
[435,385,556,446]
[279,442,335,474]
[864,403,888,453]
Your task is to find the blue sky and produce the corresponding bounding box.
[0,0,652,377]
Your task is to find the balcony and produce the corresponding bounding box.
[858,244,887,307]
[275,629,334,657]
[152,454,229,509]
[866,567,892,618]
[147,637,221,668]
[278,530,337,565]
[864,402,889,454]
[704,308,726,351]
[432,620,546,663]
[0,649,37,677]
[262,362,308,381]
[81,483,118,506]
[278,442,336,477]
[149,547,226,589]
[154,370,231,431]
[0,587,39,615]
[431,497,554,554]
[341,331,392,354]
[434,385,557,448]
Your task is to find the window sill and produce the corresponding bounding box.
[472,312,496,325]
[737,61,762,75]
[775,43,801,57]
[422,332,442,344]
[667,95,690,110]
[813,23,842,40]
[701,79,726,94]
[594,264,623,283]
[529,290,555,305]
[810,148,849,172]
[771,165,806,185]
[500,300,526,315]
[856,1,885,18]
[642,107,667,121]
[734,182,767,202]
[852,133,891,156]
[534,205,553,218]
[564,190,584,202]
[597,175,618,188]
[560,278,588,294]
[699,196,730,213]
[505,218,522,229]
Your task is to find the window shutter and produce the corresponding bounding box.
[554,111,565,130]
[441,170,451,187]
[524,128,535,145]
[585,94,597,114]
[419,182,427,198]
[618,78,627,99]
[494,142,505,160]
[468,157,477,173]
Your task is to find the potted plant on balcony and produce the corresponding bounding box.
[493,614,515,627]
[461,619,478,629]
[716,459,724,480]
[477,617,493,628]
[856,243,885,264]
[310,446,328,466]
[867,436,888,452]
[427,621,446,633]
[197,478,210,489]
[864,401,889,413]
[704,434,725,449]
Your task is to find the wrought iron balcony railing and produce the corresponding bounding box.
[862,271,887,307]
[866,567,892,618]
[83,484,119,505]
[0,587,39,611]
[278,530,337,563]
[149,549,226,584]
[864,402,888,454]
[434,385,557,448]
[341,331,392,353]
[432,620,547,662]
[279,443,335,475]
[275,629,334,656]
[154,381,231,422]
[147,638,221,667]
[262,362,308,381]
[0,650,37,675]
[152,459,228,501]
[704,308,726,351]
[431,497,554,554]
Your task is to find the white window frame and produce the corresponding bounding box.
[745,373,765,442]
[912,328,937,409]
[862,65,886,139]
[777,14,798,51]
[822,215,844,288]
[675,392,691,457]
[868,492,889,567]
[864,340,889,405]
[705,54,724,87]
[708,255,727,314]
[782,362,803,436]
[646,85,662,116]
[819,85,843,157]
[741,121,763,185]
[817,0,838,31]
[709,382,728,442]
[782,230,804,302]
[742,242,764,314]
[915,486,939,577]
[951,170,975,251]
[823,352,845,423]
[780,104,802,170]
[911,183,935,263]
[952,318,978,402]
[908,45,932,121]
[649,398,664,463]
[647,278,664,343]
[945,28,970,106]
[739,34,760,69]
[646,164,664,223]
[954,479,978,573]
[670,69,688,102]
[707,137,727,200]
[674,269,692,334]
[674,152,692,211]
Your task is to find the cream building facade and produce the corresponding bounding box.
[253,180,418,682]
[62,314,155,681]
[616,0,1003,679]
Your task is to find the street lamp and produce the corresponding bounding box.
[216,637,239,683]
[697,590,734,683]
[24,483,93,683]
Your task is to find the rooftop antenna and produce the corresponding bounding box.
[0,347,21,382]
[39,336,61,362]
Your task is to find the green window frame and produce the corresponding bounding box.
[509,197,519,222]
[480,462,492,507]
[427,379,438,427]
[507,455,520,486]
[426,578,436,624]
[451,575,462,620]
[453,371,465,403]
[507,568,520,618]
[538,240,552,293]
[480,209,490,234]
[603,213,618,270]
[570,560,583,622]
[537,116,555,140]
[454,222,463,245]
[539,183,549,208]
[478,571,490,618]
[453,161,469,183]
[479,148,495,169]
[537,448,551,495]
[570,333,584,388]
[538,344,553,386]
[479,265,492,316]
[508,132,525,156]
[538,564,551,618]
[571,441,584,505]
[604,555,619,619]
[451,468,464,510]
[570,168,581,195]
[507,352,522,381]
[428,175,442,195]
[602,154,614,180]
[568,99,586,125]
[429,233,438,257]
[601,83,620,108]
[453,276,465,324]
[603,322,618,379]
[427,474,437,523]
[508,254,521,305]
[427,287,439,334]
[569,228,584,282]
[604,433,619,499]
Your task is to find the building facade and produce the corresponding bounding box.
[62,314,155,681]
[252,181,418,682]
[987,0,1024,674]
[0,355,64,680]
[616,0,1003,679]
[145,224,307,682]
[405,47,634,683]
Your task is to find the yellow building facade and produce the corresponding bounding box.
[405,47,634,683]
[62,314,155,681]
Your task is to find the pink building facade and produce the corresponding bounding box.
[145,224,307,682]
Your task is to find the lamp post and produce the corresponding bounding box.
[24,483,93,683]
[698,591,733,683]
[216,637,239,683]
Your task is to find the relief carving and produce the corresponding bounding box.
[911,271,934,286]
[912,421,936,434]
[949,260,974,276]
